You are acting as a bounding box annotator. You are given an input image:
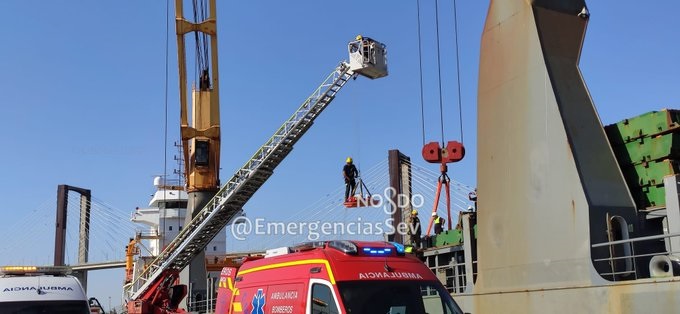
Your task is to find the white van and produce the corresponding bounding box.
[0,266,90,314]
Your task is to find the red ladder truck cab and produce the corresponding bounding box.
[216,240,464,314]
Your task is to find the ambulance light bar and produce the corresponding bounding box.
[390,242,406,254]
[328,240,358,255]
[0,265,71,276]
[362,247,392,256]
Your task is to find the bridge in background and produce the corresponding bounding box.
[0,155,475,294]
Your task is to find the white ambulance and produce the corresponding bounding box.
[0,266,90,313]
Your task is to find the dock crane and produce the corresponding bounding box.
[175,0,222,307]
[123,6,387,313]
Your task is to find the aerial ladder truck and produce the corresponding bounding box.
[123,3,387,313]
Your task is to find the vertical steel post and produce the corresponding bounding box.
[388,150,412,243]
[78,191,91,265]
[54,185,68,266]
[461,212,476,291]
[77,189,91,291]
[400,153,413,240]
[388,150,400,243]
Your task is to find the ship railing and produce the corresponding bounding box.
[136,230,161,238]
[450,259,477,294]
[592,231,680,248]
[427,259,478,295]
[186,276,217,313]
[592,231,680,280]
[155,176,183,187]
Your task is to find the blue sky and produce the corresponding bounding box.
[0,0,678,309]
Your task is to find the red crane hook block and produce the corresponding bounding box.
[422,141,465,163]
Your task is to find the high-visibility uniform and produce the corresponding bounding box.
[434,216,444,235]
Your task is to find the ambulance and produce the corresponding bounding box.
[216,240,464,314]
[0,265,90,313]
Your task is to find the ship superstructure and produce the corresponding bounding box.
[131,177,226,258]
[128,176,231,311]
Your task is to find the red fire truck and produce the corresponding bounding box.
[215,240,464,314]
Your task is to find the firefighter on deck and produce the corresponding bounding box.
[407,209,422,248]
[433,212,445,235]
[343,157,359,201]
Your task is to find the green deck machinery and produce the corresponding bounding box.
[606,109,680,209]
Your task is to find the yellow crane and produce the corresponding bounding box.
[176,0,220,194]
[175,0,221,307]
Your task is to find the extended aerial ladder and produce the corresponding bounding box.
[124,37,387,313]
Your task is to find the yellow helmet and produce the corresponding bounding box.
[355,34,363,41]
[411,209,418,215]
[346,157,353,163]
